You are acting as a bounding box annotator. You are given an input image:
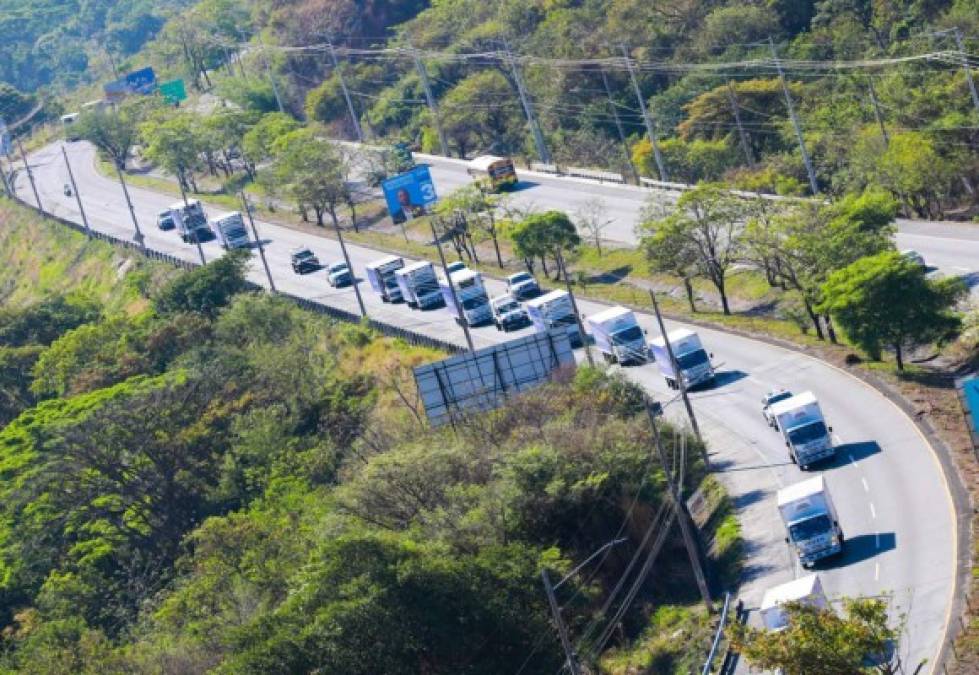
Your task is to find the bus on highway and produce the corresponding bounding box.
[61,113,80,141]
[467,155,517,192]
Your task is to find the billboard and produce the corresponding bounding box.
[159,79,187,105]
[413,330,576,427]
[381,165,437,221]
[104,79,129,102]
[125,67,157,95]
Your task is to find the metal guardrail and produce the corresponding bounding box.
[702,592,732,675]
[564,166,625,184]
[529,162,560,174]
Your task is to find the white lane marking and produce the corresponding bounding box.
[898,232,979,245]
[862,477,870,492]
[952,266,971,272]
[849,454,859,468]
[869,502,877,519]
[875,562,880,581]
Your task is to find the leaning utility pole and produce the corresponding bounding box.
[541,569,582,675]
[410,44,450,156]
[61,146,91,238]
[113,160,145,251]
[621,44,668,182]
[648,289,705,456]
[952,27,979,114]
[431,218,475,352]
[644,398,714,612]
[769,37,818,196]
[16,138,44,216]
[502,38,551,165]
[259,35,284,113]
[331,210,367,318]
[327,41,365,143]
[866,76,889,147]
[601,68,640,184]
[177,179,206,265]
[239,192,275,292]
[555,248,594,367]
[726,81,755,167]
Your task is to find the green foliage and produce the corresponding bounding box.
[0,295,101,347]
[440,70,525,158]
[820,251,965,368]
[215,76,280,114]
[153,249,250,318]
[241,112,300,169]
[76,99,160,170]
[505,210,581,276]
[266,128,351,225]
[0,83,36,124]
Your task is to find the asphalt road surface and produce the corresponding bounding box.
[13,142,963,672]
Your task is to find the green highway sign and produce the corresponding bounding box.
[159,79,187,105]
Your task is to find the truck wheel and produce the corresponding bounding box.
[838,532,845,546]
[789,452,797,464]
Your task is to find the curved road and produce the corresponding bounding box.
[14,142,964,671]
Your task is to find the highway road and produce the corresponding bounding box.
[13,141,964,672]
[422,153,979,296]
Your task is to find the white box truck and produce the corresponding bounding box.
[395,261,443,309]
[440,269,491,326]
[586,306,647,365]
[525,290,582,347]
[365,255,405,303]
[777,476,844,567]
[760,574,829,631]
[170,199,211,243]
[770,391,835,469]
[212,212,250,250]
[649,328,713,389]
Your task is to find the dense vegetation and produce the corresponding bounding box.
[0,204,737,672]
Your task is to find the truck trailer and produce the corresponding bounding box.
[169,200,211,244]
[365,256,405,303]
[777,476,844,567]
[524,290,582,347]
[395,261,443,309]
[770,391,835,469]
[759,574,829,631]
[649,328,714,389]
[440,269,491,327]
[211,212,250,250]
[585,306,647,365]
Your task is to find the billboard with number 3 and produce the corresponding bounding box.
[381,165,437,222]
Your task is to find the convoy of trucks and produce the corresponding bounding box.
[396,261,443,309]
[649,328,714,389]
[777,476,844,567]
[769,391,835,469]
[586,306,647,365]
[365,256,405,303]
[441,269,492,326]
[211,212,250,250]
[525,290,582,346]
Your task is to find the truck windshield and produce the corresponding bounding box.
[549,313,575,327]
[676,349,709,370]
[788,514,832,542]
[228,227,247,240]
[511,273,531,284]
[496,301,520,314]
[788,421,829,445]
[462,297,487,310]
[612,326,643,345]
[383,276,399,289]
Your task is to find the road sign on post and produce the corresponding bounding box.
[381,165,438,223]
[125,67,157,95]
[159,79,187,105]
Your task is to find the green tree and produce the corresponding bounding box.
[731,597,904,675]
[75,98,157,169]
[506,210,581,279]
[820,251,965,369]
[440,71,525,158]
[154,250,250,318]
[140,110,204,193]
[241,112,300,173]
[0,295,101,347]
[268,129,350,227]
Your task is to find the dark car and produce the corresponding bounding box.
[156,210,175,231]
[291,247,321,274]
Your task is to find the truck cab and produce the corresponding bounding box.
[506,271,540,300]
[396,261,442,309]
[442,269,491,327]
[586,306,647,365]
[491,294,529,331]
[778,476,844,567]
[762,389,793,428]
[524,290,582,347]
[291,247,320,274]
[326,261,352,287]
[649,329,713,390]
[770,391,834,469]
[212,212,250,250]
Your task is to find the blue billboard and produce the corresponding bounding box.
[381,165,437,221]
[125,67,157,95]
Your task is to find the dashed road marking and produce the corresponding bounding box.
[870,502,877,519]
[862,478,870,492]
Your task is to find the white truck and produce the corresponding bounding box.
[777,476,844,567]
[211,212,250,250]
[365,255,405,303]
[440,269,492,326]
[760,574,829,631]
[525,290,582,347]
[586,306,647,365]
[170,200,211,243]
[770,391,834,469]
[506,271,540,300]
[396,261,443,310]
[490,294,529,331]
[649,328,714,390]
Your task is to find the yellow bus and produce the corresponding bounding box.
[467,155,518,192]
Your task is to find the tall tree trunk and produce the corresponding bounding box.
[540,256,549,278]
[894,343,904,370]
[348,200,358,233]
[315,206,324,226]
[467,233,479,263]
[716,277,731,315]
[804,299,824,340]
[524,257,535,274]
[823,314,837,344]
[221,149,233,177]
[683,277,696,312]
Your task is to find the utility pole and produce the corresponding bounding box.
[648,289,705,456]
[113,160,145,251]
[239,192,275,292]
[410,44,450,157]
[952,27,979,114]
[541,569,582,675]
[259,35,284,113]
[502,38,551,165]
[644,398,714,612]
[866,76,889,147]
[330,209,367,318]
[431,218,475,352]
[769,37,818,196]
[554,248,594,366]
[327,41,364,143]
[601,68,640,184]
[726,81,755,167]
[16,138,44,216]
[621,44,668,182]
[178,180,206,265]
[61,146,91,238]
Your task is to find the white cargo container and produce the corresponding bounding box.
[770,391,834,469]
[649,328,713,389]
[395,261,442,309]
[440,269,491,326]
[365,255,405,302]
[777,476,844,567]
[585,306,647,364]
[211,212,250,250]
[760,574,829,631]
[524,290,582,346]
